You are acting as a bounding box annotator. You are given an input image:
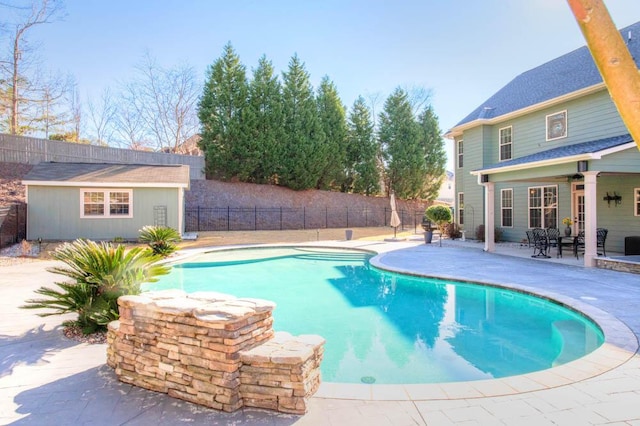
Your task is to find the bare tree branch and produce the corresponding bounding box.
[86,87,116,145]
[1,0,65,134]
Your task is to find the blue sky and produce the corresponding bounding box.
[26,0,640,168]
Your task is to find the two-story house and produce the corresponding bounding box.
[446,21,640,267]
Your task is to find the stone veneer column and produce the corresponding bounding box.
[106,289,324,414]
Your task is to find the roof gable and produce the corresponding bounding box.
[455,21,640,129]
[23,162,190,187]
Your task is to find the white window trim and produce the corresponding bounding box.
[527,185,558,228]
[545,110,568,141]
[80,188,133,219]
[457,140,464,168]
[457,192,464,225]
[501,188,513,228]
[635,188,640,217]
[499,126,512,162]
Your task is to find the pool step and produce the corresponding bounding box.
[551,320,588,366]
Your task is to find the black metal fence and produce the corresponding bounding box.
[0,203,27,249]
[185,206,425,232]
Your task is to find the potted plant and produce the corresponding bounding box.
[562,217,573,236]
[424,205,452,244]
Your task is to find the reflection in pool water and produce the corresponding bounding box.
[146,247,604,384]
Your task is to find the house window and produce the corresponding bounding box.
[546,110,567,141]
[81,189,133,218]
[457,140,464,168]
[458,192,464,225]
[499,126,512,161]
[528,185,557,228]
[501,188,513,227]
[635,188,640,216]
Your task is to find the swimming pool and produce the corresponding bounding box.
[146,246,604,385]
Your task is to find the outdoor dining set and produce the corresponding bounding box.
[526,227,608,259]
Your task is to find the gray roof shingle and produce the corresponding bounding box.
[23,162,190,186]
[455,21,640,128]
[475,134,633,172]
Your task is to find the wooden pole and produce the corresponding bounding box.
[567,0,640,150]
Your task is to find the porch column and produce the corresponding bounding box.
[582,171,599,267]
[482,182,495,252]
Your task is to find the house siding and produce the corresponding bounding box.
[27,186,182,240]
[455,128,486,232]
[593,147,640,172]
[483,90,626,164]
[454,89,638,250]
[595,175,640,254]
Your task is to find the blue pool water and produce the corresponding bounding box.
[145,247,604,384]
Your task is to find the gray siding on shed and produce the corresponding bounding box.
[26,186,182,240]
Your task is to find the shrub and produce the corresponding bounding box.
[424,205,452,234]
[476,225,503,243]
[21,239,170,334]
[139,226,181,257]
[446,223,462,239]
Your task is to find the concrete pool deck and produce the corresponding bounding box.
[1,236,640,425]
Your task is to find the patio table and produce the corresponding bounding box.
[557,235,575,258]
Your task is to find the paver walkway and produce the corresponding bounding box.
[1,232,639,425]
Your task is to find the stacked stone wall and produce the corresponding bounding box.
[107,290,324,414]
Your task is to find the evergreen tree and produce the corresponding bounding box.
[245,55,284,184]
[198,42,249,180]
[315,76,347,190]
[417,105,447,201]
[279,54,325,190]
[378,87,424,199]
[346,96,379,195]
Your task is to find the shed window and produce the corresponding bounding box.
[81,189,133,218]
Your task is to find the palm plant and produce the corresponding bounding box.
[22,239,170,334]
[139,225,181,257]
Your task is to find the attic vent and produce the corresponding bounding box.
[629,31,632,43]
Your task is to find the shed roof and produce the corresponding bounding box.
[453,21,640,129]
[23,162,190,188]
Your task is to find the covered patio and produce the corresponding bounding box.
[473,134,639,267]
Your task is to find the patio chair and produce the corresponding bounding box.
[531,228,550,258]
[546,227,560,248]
[597,228,608,256]
[526,230,534,247]
[575,228,608,258]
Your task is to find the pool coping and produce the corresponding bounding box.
[167,243,639,402]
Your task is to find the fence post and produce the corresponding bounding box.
[325,207,328,229]
[254,206,257,231]
[280,207,283,230]
[197,206,201,232]
[227,207,230,231]
[303,207,306,229]
[346,207,349,228]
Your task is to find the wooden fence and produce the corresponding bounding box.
[0,203,26,249]
[0,134,205,180]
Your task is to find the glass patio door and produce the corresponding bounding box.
[572,184,585,233]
